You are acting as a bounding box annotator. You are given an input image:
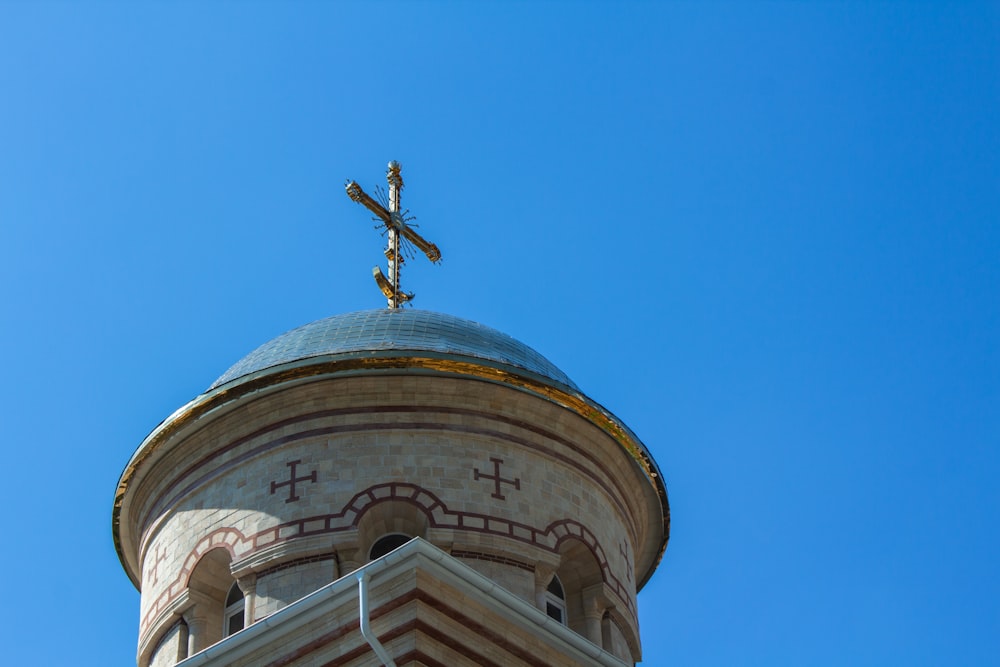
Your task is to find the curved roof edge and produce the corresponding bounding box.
[210,309,579,392]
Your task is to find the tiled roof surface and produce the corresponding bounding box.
[211,309,576,390]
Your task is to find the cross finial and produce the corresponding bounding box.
[346,161,441,309]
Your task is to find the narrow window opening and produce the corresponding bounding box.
[545,575,567,625]
[223,582,245,637]
[369,533,411,560]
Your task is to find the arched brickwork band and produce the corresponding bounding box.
[140,483,634,643]
[137,407,641,549]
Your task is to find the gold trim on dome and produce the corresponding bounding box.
[112,355,670,590]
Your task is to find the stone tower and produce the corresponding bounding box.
[114,308,669,666]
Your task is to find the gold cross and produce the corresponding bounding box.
[346,161,441,309]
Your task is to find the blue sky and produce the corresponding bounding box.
[1,2,997,665]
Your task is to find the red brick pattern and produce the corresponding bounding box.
[140,482,634,641]
[450,550,534,572]
[140,405,636,546]
[256,553,338,580]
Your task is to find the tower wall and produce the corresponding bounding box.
[126,374,657,665]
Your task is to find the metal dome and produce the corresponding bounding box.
[210,309,578,391]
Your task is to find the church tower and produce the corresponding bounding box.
[113,164,670,667]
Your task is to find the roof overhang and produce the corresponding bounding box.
[114,354,669,590]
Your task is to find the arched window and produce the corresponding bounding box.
[223,582,245,637]
[185,547,234,652]
[369,533,411,560]
[545,575,567,625]
[355,499,428,566]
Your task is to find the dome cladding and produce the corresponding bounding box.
[211,309,579,391]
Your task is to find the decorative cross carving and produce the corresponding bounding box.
[620,540,634,582]
[148,543,168,586]
[346,161,441,309]
[270,460,317,503]
[474,457,521,500]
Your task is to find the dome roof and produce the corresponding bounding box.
[210,309,578,391]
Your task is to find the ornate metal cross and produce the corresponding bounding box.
[345,161,441,309]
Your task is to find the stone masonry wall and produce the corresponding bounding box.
[131,373,656,664]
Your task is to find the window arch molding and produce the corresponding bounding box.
[183,547,240,654]
[355,499,429,564]
[552,537,606,641]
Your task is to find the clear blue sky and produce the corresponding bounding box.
[1,3,997,665]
